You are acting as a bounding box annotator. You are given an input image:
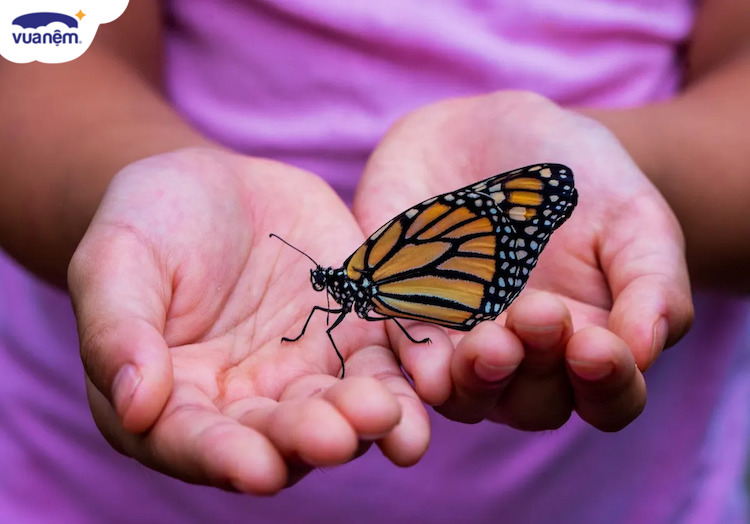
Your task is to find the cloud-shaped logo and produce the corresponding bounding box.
[0,1,130,64]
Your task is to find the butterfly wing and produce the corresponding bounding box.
[345,163,577,330]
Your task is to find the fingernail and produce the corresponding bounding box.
[112,364,141,416]
[568,359,613,381]
[651,317,668,360]
[474,360,517,383]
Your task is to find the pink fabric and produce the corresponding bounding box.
[2,1,749,522]
[165,0,692,202]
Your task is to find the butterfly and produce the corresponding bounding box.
[271,163,578,377]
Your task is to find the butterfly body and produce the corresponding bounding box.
[275,163,577,377]
[309,266,377,319]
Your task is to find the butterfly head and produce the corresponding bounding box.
[310,266,328,292]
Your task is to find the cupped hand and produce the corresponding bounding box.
[354,91,694,431]
[68,148,429,494]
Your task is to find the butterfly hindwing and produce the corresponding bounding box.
[369,200,501,329]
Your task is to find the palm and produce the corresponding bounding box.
[69,148,428,493]
[354,92,693,429]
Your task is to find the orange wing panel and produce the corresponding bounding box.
[441,217,493,239]
[373,296,473,326]
[437,256,495,281]
[405,202,452,238]
[417,207,475,240]
[368,219,403,267]
[372,241,451,281]
[378,275,484,310]
[504,177,544,191]
[457,235,496,256]
[346,243,368,280]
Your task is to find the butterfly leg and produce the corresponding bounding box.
[325,310,349,378]
[391,318,431,345]
[281,305,348,378]
[364,313,431,345]
[282,305,344,343]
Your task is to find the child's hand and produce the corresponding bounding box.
[68,148,429,493]
[355,91,694,431]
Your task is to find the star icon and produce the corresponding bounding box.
[75,10,86,21]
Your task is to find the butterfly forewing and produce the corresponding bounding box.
[344,163,577,330]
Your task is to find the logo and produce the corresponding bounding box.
[0,1,130,64]
[12,12,82,46]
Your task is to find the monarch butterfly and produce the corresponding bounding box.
[272,163,577,377]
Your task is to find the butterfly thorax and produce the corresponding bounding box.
[311,266,377,318]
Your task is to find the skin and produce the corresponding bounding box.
[0,0,747,495]
[355,93,691,431]
[69,150,431,492]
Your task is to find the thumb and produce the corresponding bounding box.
[68,230,173,434]
[601,195,693,370]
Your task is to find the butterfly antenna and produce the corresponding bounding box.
[269,233,319,267]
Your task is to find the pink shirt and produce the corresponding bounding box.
[2,1,749,522]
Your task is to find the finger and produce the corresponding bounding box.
[435,322,523,423]
[376,390,431,467]
[601,195,694,370]
[232,373,398,468]
[69,231,173,434]
[232,394,359,469]
[388,322,455,406]
[566,326,646,431]
[89,383,288,495]
[490,292,574,430]
[250,398,362,466]
[345,346,431,466]
[315,376,403,439]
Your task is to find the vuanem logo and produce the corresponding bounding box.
[0,1,130,64]
[12,12,83,46]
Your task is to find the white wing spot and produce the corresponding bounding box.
[509,206,528,221]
